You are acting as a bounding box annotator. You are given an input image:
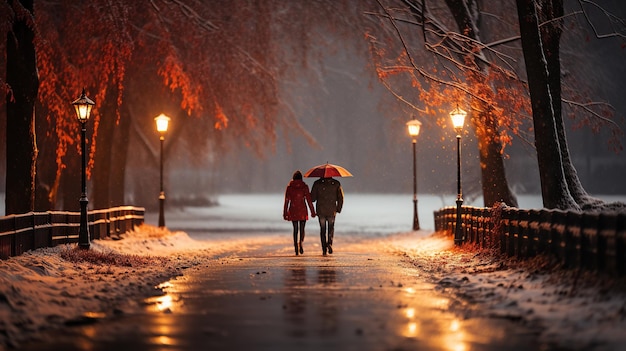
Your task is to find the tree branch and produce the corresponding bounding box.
[576,0,626,39]
[562,99,622,129]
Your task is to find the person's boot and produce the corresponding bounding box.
[328,232,334,254]
[299,242,304,254]
[294,243,299,256]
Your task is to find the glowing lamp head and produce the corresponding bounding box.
[406,119,422,140]
[71,88,95,123]
[155,114,171,134]
[449,106,467,135]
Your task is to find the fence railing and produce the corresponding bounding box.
[433,205,626,275]
[0,206,145,259]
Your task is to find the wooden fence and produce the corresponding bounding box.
[0,206,145,259]
[433,205,626,275]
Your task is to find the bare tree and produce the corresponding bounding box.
[367,0,525,206]
[368,0,625,210]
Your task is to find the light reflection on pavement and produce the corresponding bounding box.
[20,236,540,351]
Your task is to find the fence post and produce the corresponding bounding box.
[0,216,15,259]
[509,209,519,257]
[617,213,626,276]
[497,207,507,254]
[33,212,51,249]
[551,210,567,261]
[464,207,471,243]
[477,208,485,248]
[564,212,582,269]
[14,213,35,256]
[528,209,541,257]
[518,210,530,257]
[447,207,455,235]
[499,208,512,255]
[581,212,599,271]
[537,209,552,255]
[483,207,493,249]
[598,213,617,274]
[473,207,481,244]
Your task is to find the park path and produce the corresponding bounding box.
[20,234,539,351]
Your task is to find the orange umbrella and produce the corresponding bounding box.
[303,163,353,178]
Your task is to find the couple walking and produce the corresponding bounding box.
[283,170,344,256]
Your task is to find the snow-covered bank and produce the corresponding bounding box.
[0,226,192,348]
[388,233,626,351]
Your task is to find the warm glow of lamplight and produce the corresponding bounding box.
[151,335,176,346]
[155,114,171,133]
[71,88,95,123]
[443,318,467,351]
[450,319,460,332]
[407,322,417,335]
[449,106,467,134]
[156,294,173,312]
[406,119,422,138]
[75,105,90,121]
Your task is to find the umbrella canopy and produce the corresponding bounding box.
[304,163,353,178]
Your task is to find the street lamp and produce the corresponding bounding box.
[154,114,170,228]
[406,118,422,231]
[71,88,95,249]
[450,105,467,245]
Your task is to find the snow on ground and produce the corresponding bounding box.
[386,232,626,351]
[1,194,626,350]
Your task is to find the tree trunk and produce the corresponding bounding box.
[34,105,56,211]
[59,146,81,211]
[5,0,38,215]
[538,0,601,209]
[33,100,65,210]
[110,103,132,206]
[92,88,118,210]
[474,112,518,207]
[515,0,578,210]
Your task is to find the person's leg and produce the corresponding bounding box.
[318,216,328,255]
[298,220,305,254]
[292,221,299,255]
[327,216,336,254]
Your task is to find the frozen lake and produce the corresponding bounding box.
[145,193,626,236]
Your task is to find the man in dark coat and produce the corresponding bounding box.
[310,177,344,255]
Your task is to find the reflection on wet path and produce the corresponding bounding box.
[283,266,341,340]
[284,267,307,337]
[19,247,540,351]
[316,268,338,337]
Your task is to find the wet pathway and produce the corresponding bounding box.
[21,239,539,350]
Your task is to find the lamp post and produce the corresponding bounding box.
[71,88,95,249]
[406,118,422,231]
[155,114,170,228]
[450,106,467,245]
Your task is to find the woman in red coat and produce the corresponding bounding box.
[283,170,316,255]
